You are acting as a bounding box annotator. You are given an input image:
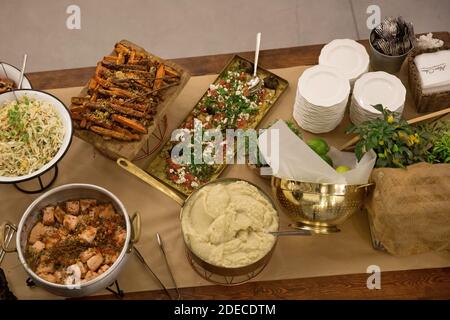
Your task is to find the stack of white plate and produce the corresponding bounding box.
[293,65,350,133]
[319,39,369,87]
[350,71,406,125]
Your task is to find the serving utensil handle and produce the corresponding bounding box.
[18,54,27,89]
[271,230,312,236]
[133,247,173,300]
[117,158,185,206]
[253,32,261,77]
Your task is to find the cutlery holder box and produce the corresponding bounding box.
[408,44,450,113]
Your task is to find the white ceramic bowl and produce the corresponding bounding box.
[0,62,32,89]
[0,89,73,183]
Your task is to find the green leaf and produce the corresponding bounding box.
[392,144,399,153]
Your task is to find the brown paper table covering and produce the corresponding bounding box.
[1,65,449,299]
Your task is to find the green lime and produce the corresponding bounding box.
[335,165,351,173]
[321,154,333,167]
[307,138,330,156]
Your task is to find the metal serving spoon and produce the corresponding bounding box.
[247,32,262,94]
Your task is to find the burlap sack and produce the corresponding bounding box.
[366,162,450,256]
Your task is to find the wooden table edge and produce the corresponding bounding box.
[20,31,450,300]
[26,31,450,90]
[78,267,450,300]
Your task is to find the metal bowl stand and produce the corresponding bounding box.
[185,249,270,286]
[13,164,59,194]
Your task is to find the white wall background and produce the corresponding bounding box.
[1,0,449,72]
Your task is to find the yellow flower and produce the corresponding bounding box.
[387,115,395,124]
[407,134,420,145]
[379,140,384,145]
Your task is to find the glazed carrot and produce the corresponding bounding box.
[90,125,140,141]
[88,78,98,90]
[112,114,147,134]
[103,55,118,62]
[69,105,86,113]
[153,64,165,90]
[164,66,179,77]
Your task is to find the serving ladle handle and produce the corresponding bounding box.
[253,32,261,78]
[270,229,312,237]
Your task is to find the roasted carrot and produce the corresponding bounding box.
[111,114,147,134]
[90,125,140,141]
[88,79,98,90]
[153,64,165,90]
[80,118,87,129]
[164,66,179,77]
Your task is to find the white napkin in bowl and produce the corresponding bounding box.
[258,120,376,184]
[414,50,450,94]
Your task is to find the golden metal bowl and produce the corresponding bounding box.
[247,163,271,180]
[271,177,371,234]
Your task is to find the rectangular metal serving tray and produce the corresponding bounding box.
[145,54,289,197]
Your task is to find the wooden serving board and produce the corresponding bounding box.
[71,40,190,160]
[146,55,289,196]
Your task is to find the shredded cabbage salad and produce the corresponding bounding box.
[0,96,65,177]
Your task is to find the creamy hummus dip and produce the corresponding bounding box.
[181,181,278,268]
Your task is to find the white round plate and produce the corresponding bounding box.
[353,72,406,114]
[293,91,346,133]
[0,62,32,89]
[0,90,73,183]
[319,39,369,81]
[298,65,350,107]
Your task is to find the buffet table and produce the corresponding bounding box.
[3,31,449,300]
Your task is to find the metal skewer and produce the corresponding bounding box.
[133,247,173,300]
[156,233,181,300]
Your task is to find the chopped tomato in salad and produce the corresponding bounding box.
[165,64,273,190]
